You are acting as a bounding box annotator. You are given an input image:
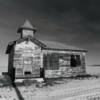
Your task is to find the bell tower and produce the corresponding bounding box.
[17,20,36,38]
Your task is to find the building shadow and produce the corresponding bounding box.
[12,83,24,100]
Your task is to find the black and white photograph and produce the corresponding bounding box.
[0,0,100,100]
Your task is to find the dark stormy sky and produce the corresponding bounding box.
[0,0,100,66]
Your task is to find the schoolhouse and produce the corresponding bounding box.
[6,20,87,80]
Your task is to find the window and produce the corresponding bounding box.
[43,53,59,70]
[50,53,59,70]
[70,55,77,67]
[70,54,81,67]
[23,30,33,38]
[76,55,81,66]
[59,54,70,67]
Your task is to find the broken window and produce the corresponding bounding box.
[76,55,81,66]
[59,54,70,67]
[70,55,77,67]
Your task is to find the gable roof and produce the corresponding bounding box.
[5,38,46,54]
[6,37,87,54]
[41,40,87,52]
[41,40,82,50]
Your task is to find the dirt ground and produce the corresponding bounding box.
[0,71,100,100]
[15,75,100,100]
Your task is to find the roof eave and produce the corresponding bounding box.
[42,48,88,53]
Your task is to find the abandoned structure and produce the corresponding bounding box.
[6,20,87,80]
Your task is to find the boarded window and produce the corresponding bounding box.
[43,53,59,70]
[50,53,59,70]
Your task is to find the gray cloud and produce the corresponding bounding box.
[0,0,100,65]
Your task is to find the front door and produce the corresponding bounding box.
[23,56,40,77]
[23,57,33,76]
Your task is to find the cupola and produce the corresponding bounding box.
[17,20,36,38]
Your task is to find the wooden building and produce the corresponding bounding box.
[6,20,87,80]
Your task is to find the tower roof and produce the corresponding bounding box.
[17,20,36,33]
[21,20,34,29]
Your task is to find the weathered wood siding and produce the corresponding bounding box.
[13,41,41,78]
[43,50,86,78]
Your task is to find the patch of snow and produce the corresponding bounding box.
[15,79,24,83]
[36,78,44,83]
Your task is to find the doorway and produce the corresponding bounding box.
[23,56,41,77]
[23,57,33,76]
